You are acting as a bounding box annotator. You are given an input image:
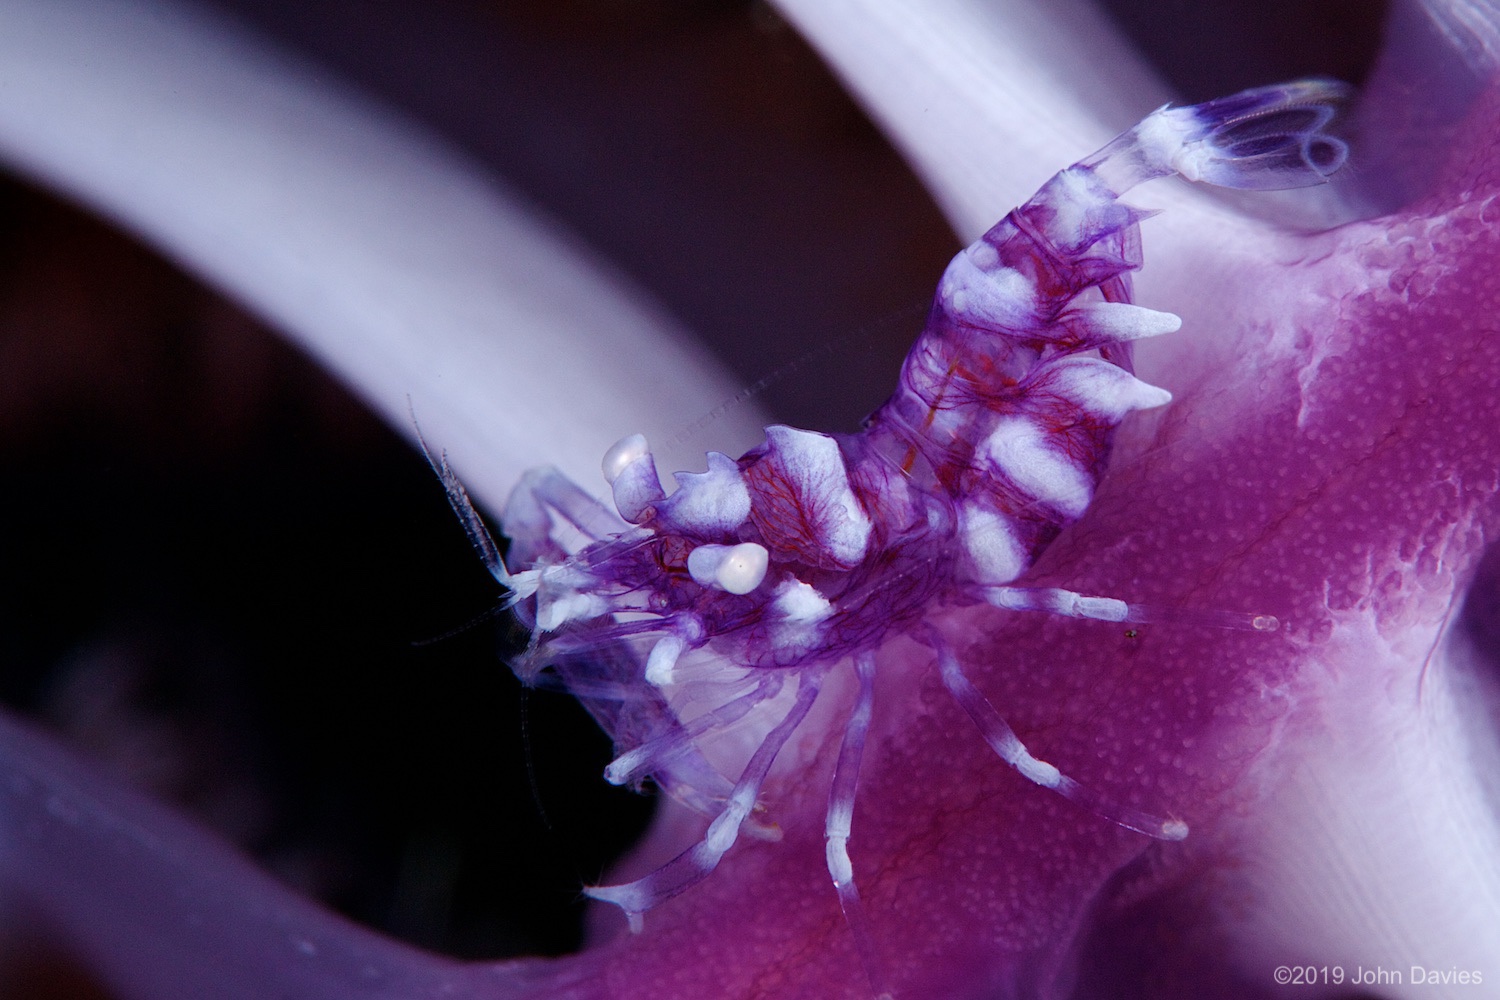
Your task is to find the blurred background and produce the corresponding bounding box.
[0,0,1383,995]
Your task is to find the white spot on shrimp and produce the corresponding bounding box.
[759,425,871,567]
[937,255,1035,329]
[1133,106,1202,179]
[1066,300,1181,341]
[688,542,770,595]
[535,587,607,631]
[956,505,1027,585]
[601,433,650,484]
[1036,169,1105,246]
[645,634,687,687]
[1041,357,1172,421]
[981,417,1094,519]
[773,578,833,624]
[659,451,751,534]
[1013,751,1062,789]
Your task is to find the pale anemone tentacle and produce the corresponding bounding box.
[0,710,552,1000]
[0,0,765,503]
[769,0,1172,239]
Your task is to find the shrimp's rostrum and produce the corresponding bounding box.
[428,79,1348,996]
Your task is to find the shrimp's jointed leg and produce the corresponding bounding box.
[501,465,630,569]
[585,667,827,932]
[983,585,1280,633]
[929,633,1188,841]
[603,672,784,788]
[824,652,889,1000]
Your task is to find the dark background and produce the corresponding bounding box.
[0,1,1384,995]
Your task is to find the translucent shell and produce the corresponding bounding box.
[429,77,1346,999]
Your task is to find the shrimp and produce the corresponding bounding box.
[427,78,1348,998]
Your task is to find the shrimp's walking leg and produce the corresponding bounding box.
[929,634,1188,841]
[501,465,630,569]
[824,652,891,1000]
[585,667,826,931]
[604,673,784,787]
[983,586,1280,632]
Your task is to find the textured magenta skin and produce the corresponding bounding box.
[3,65,1499,1000]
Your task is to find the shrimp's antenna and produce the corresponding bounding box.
[662,302,927,454]
[408,605,509,648]
[409,404,514,592]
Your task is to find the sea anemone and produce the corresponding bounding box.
[0,1,1495,998]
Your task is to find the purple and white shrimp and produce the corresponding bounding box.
[429,79,1347,996]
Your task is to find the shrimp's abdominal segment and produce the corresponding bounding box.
[436,79,1346,991]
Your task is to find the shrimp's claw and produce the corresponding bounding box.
[1087,77,1353,194]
